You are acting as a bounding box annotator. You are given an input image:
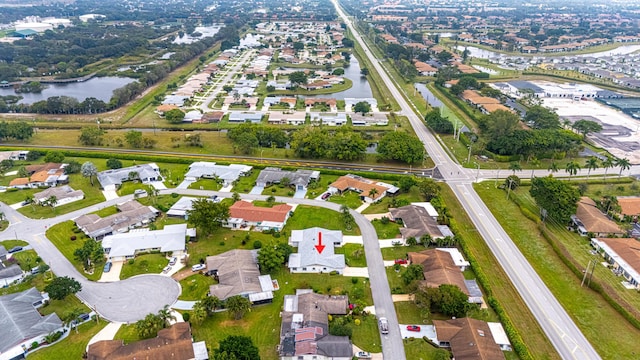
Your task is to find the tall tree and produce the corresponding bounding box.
[530,176,580,223]
[377,131,425,164]
[257,241,285,274]
[157,305,176,328]
[81,162,98,186]
[525,105,560,129]
[353,101,371,115]
[135,313,164,339]
[78,126,105,146]
[214,335,260,360]
[565,161,581,180]
[483,110,520,140]
[585,157,599,179]
[44,276,82,300]
[601,156,614,182]
[186,199,230,235]
[615,157,631,179]
[417,178,440,201]
[572,119,603,138]
[508,162,522,175]
[225,295,251,320]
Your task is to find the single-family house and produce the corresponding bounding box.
[268,111,307,125]
[227,111,264,123]
[226,200,293,231]
[279,290,352,360]
[74,200,159,240]
[201,111,225,123]
[183,110,203,123]
[0,288,63,360]
[87,322,208,360]
[33,185,84,207]
[184,162,252,186]
[288,228,346,274]
[572,197,625,237]
[9,163,68,189]
[256,168,320,191]
[432,318,507,359]
[309,113,347,126]
[616,196,640,220]
[344,98,378,112]
[591,237,640,289]
[0,151,29,162]
[97,163,161,191]
[329,174,398,203]
[0,263,23,287]
[408,249,482,304]
[101,224,189,262]
[206,249,276,303]
[166,196,199,219]
[349,113,388,126]
[389,204,453,242]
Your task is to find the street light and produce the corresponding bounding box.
[466,145,472,164]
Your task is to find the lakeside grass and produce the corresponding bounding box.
[474,182,640,359]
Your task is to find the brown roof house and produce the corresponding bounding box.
[87,322,208,360]
[591,238,640,289]
[389,204,453,242]
[328,174,398,203]
[408,249,482,304]
[572,197,625,237]
[75,200,159,240]
[225,200,293,232]
[9,163,68,188]
[205,249,277,303]
[432,318,507,360]
[279,290,352,360]
[616,196,640,219]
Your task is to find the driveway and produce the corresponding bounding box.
[98,261,123,282]
[343,266,369,278]
[398,324,436,340]
[101,190,119,201]
[249,185,264,195]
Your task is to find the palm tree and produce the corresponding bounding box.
[191,301,208,324]
[548,161,559,174]
[585,157,599,179]
[47,195,58,214]
[225,295,251,320]
[157,305,176,328]
[135,313,164,339]
[63,308,84,334]
[565,161,581,180]
[508,162,522,175]
[615,157,631,179]
[602,156,614,182]
[368,188,379,200]
[202,295,223,315]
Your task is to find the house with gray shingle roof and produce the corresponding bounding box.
[288,228,345,274]
[0,288,63,360]
[97,163,161,191]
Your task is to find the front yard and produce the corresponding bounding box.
[328,191,363,209]
[45,221,104,281]
[284,205,361,236]
[178,274,216,301]
[119,253,169,280]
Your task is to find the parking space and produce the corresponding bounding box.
[98,261,124,282]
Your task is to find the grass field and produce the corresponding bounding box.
[474,182,640,359]
[328,191,363,209]
[371,218,401,239]
[46,221,104,281]
[179,274,216,301]
[284,205,361,236]
[120,253,169,279]
[27,319,108,360]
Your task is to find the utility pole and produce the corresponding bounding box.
[466,145,472,164]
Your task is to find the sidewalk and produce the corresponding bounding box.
[354,203,370,213]
[86,322,122,351]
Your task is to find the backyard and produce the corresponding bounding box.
[26,320,108,360]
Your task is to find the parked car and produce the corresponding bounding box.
[134,189,147,195]
[378,317,389,334]
[162,265,172,274]
[8,246,23,253]
[210,195,221,203]
[191,263,206,272]
[394,258,407,265]
[103,262,112,273]
[321,192,331,200]
[407,325,421,332]
[356,351,371,359]
[78,313,91,321]
[169,257,177,266]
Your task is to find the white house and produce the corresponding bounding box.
[591,237,640,289]
[33,185,84,207]
[289,227,343,247]
[97,163,161,191]
[101,224,190,262]
[288,228,345,274]
[184,162,252,186]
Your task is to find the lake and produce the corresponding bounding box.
[0,77,136,105]
[455,44,640,59]
[299,56,373,100]
[414,83,443,108]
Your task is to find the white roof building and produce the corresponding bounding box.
[102,224,189,261]
[288,228,345,274]
[184,162,252,185]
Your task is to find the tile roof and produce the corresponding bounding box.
[433,318,505,360]
[408,249,469,294]
[229,200,292,223]
[329,175,387,200]
[575,197,624,235]
[617,197,640,216]
[206,249,266,300]
[595,237,640,276]
[34,185,84,202]
[390,205,444,239]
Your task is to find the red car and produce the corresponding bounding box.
[406,325,421,332]
[394,259,408,265]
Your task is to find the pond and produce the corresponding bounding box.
[297,56,373,100]
[455,44,640,59]
[414,83,443,108]
[173,25,222,45]
[0,76,136,104]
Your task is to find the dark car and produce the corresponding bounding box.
[78,313,91,321]
[8,246,23,253]
[407,325,421,332]
[103,262,112,273]
[321,192,331,200]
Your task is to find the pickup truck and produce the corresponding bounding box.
[378,317,389,335]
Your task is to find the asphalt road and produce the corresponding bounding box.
[334,1,602,359]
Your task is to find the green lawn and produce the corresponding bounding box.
[262,184,295,197]
[335,244,367,267]
[188,178,222,191]
[114,323,144,344]
[404,338,450,360]
[26,319,108,360]
[120,253,169,279]
[362,186,424,214]
[11,250,41,271]
[190,268,374,360]
[394,301,429,324]
[40,294,90,319]
[179,274,216,301]
[232,171,260,193]
[18,173,106,219]
[371,219,401,239]
[186,228,276,266]
[45,221,103,281]
[284,205,361,236]
[475,182,640,359]
[117,182,152,196]
[328,191,363,209]
[0,188,39,205]
[0,273,47,296]
[0,239,28,249]
[380,245,427,260]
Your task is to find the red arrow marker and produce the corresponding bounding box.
[315,231,325,254]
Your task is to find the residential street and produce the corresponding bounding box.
[333,0,602,359]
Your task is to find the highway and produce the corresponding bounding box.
[333,1,602,359]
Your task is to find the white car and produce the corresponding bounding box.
[162,265,172,274]
[191,264,206,272]
[169,257,177,266]
[356,351,371,359]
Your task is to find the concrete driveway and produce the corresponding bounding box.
[98,261,124,282]
[343,266,369,278]
[398,324,436,340]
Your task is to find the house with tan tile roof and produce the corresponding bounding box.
[432,318,506,360]
[226,200,293,231]
[616,197,640,219]
[572,197,625,237]
[328,174,398,203]
[591,237,640,289]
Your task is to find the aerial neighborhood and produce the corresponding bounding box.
[1,0,640,359]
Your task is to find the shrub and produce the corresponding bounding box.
[380,216,390,224]
[128,259,135,265]
[171,193,179,198]
[70,235,76,241]
[354,319,361,326]
[182,312,190,322]
[253,240,262,249]
[351,277,358,284]
[219,241,225,246]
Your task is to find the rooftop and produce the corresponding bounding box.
[229,200,292,224]
[101,224,188,259]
